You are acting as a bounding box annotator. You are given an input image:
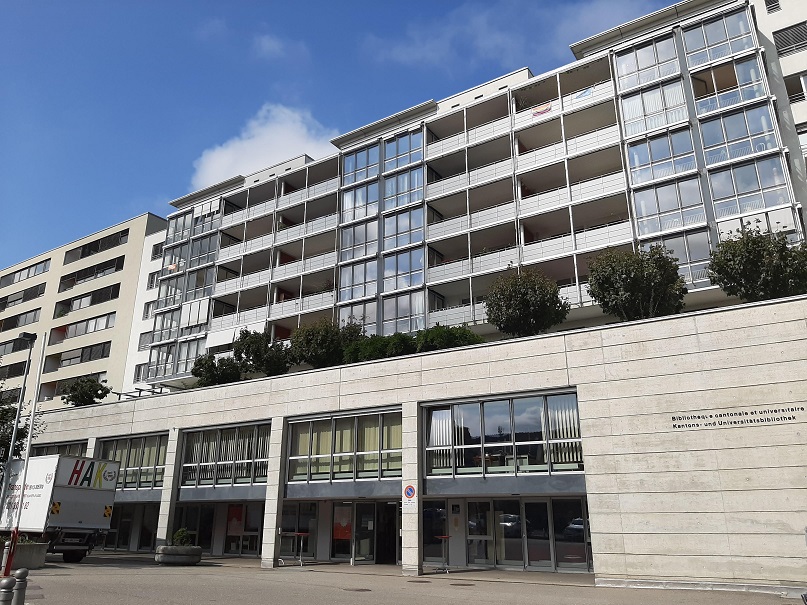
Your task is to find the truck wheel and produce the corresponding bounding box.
[63,551,86,563]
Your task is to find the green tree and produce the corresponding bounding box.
[0,388,38,458]
[232,329,293,377]
[190,353,242,387]
[60,376,112,406]
[484,269,571,337]
[290,318,366,369]
[587,245,687,321]
[708,226,807,302]
[415,324,484,352]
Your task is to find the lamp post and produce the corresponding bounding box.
[0,333,37,518]
[1,333,44,576]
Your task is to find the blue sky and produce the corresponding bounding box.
[0,0,670,269]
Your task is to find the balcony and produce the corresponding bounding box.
[217,242,246,263]
[574,220,633,252]
[516,142,565,173]
[570,171,626,203]
[467,116,511,146]
[274,213,338,246]
[565,124,620,157]
[427,301,487,328]
[277,177,339,210]
[513,99,561,131]
[427,258,471,282]
[426,132,466,159]
[694,82,765,116]
[210,313,239,332]
[272,251,337,282]
[522,234,574,263]
[243,233,274,256]
[472,246,519,273]
[562,81,614,112]
[269,291,335,319]
[426,173,469,199]
[559,284,593,306]
[468,158,513,188]
[519,187,570,216]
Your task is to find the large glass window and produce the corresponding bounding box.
[339,259,378,302]
[175,337,205,374]
[341,182,380,223]
[58,256,125,292]
[615,35,678,91]
[343,145,380,186]
[633,177,706,236]
[181,424,271,487]
[424,393,583,477]
[340,220,378,262]
[99,435,168,489]
[641,229,712,283]
[166,212,193,244]
[700,104,776,165]
[621,80,687,137]
[381,290,425,335]
[628,129,695,184]
[383,249,424,292]
[383,167,424,211]
[184,267,215,302]
[692,56,765,115]
[708,155,790,220]
[189,234,217,268]
[287,412,402,482]
[0,308,40,333]
[683,10,754,69]
[0,283,45,313]
[0,259,50,289]
[717,206,799,243]
[383,208,424,251]
[338,300,377,335]
[384,131,423,172]
[151,309,180,343]
[62,312,116,340]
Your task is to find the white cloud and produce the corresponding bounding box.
[365,0,657,71]
[253,33,309,60]
[190,104,338,191]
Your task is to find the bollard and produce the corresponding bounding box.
[10,569,26,605]
[0,544,8,576]
[0,577,16,605]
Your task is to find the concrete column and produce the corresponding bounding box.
[259,416,286,569]
[155,427,182,547]
[85,437,98,458]
[400,400,422,576]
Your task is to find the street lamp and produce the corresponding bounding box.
[0,332,43,576]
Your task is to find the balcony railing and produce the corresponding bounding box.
[570,171,626,203]
[274,212,338,246]
[470,200,516,230]
[427,214,470,240]
[565,124,620,156]
[269,291,335,319]
[516,141,565,173]
[467,116,511,146]
[561,81,614,111]
[426,173,469,199]
[559,284,593,306]
[472,246,519,273]
[243,232,274,256]
[427,258,471,282]
[574,220,633,251]
[468,157,513,187]
[519,187,569,216]
[217,241,246,262]
[513,98,561,130]
[210,313,238,332]
[426,132,466,159]
[428,304,473,327]
[695,82,765,116]
[522,234,574,263]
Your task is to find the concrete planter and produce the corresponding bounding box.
[155,545,203,565]
[10,543,48,570]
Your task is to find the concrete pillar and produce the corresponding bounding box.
[155,427,182,547]
[400,400,422,576]
[85,437,98,458]
[259,416,286,569]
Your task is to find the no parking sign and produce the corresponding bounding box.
[403,484,417,507]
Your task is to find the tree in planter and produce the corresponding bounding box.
[290,318,366,369]
[484,269,571,337]
[60,377,112,406]
[415,324,484,352]
[708,226,807,302]
[190,353,242,387]
[232,329,293,377]
[587,245,687,321]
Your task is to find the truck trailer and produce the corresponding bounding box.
[0,455,119,562]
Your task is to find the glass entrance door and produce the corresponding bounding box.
[466,501,493,565]
[493,500,523,567]
[354,502,376,562]
[523,501,552,568]
[331,501,378,563]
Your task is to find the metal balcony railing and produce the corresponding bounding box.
[569,171,626,202]
[466,116,511,146]
[516,141,565,173]
[565,124,620,156]
[513,98,561,130]
[519,187,569,216]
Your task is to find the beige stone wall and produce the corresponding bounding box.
[35,295,807,587]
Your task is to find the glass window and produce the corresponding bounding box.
[341,182,379,223]
[383,167,424,211]
[339,259,377,302]
[381,290,425,335]
[684,10,755,68]
[343,145,380,186]
[382,248,424,292]
[630,129,695,185]
[384,131,423,172]
[615,35,678,91]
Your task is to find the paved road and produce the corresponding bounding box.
[25,554,796,605]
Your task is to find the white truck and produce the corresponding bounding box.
[0,455,120,562]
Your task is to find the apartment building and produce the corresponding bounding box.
[0,214,166,413]
[24,0,807,596]
[142,0,806,390]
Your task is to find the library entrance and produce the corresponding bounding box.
[332,501,400,564]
